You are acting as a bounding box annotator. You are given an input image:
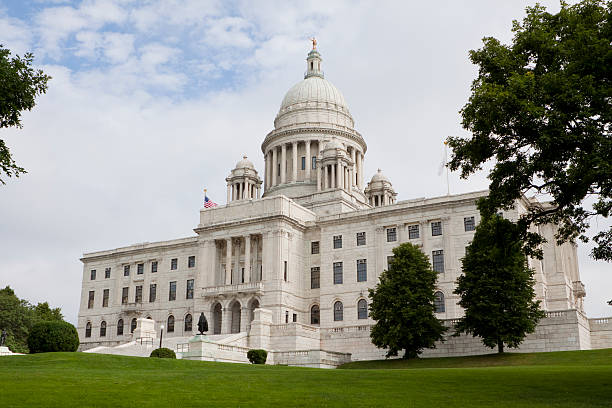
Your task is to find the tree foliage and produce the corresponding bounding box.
[454,212,545,353]
[0,286,64,353]
[368,243,447,358]
[0,45,50,184]
[27,321,79,353]
[247,349,268,364]
[447,1,612,261]
[150,348,176,359]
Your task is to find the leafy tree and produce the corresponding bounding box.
[0,286,64,353]
[0,45,50,184]
[454,211,545,353]
[150,348,176,359]
[368,243,447,358]
[447,1,612,261]
[247,349,268,364]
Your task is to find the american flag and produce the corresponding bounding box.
[204,195,218,208]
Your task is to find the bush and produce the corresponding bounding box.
[27,321,79,353]
[150,348,176,359]
[247,349,267,364]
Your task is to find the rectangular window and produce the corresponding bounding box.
[188,256,196,268]
[186,279,194,299]
[171,258,178,270]
[333,235,342,249]
[301,156,306,170]
[432,250,444,273]
[357,259,367,282]
[135,285,143,303]
[149,284,156,302]
[284,261,288,281]
[122,287,128,304]
[408,224,420,239]
[356,232,366,246]
[169,281,176,301]
[386,227,397,242]
[312,156,317,170]
[311,241,320,254]
[464,216,476,231]
[137,263,144,275]
[104,267,111,279]
[151,261,158,273]
[431,221,442,236]
[88,291,94,309]
[102,289,109,307]
[311,267,320,289]
[387,256,394,269]
[123,265,130,276]
[293,313,297,323]
[90,270,96,280]
[333,262,343,284]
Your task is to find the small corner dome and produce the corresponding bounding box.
[371,169,390,183]
[324,139,343,150]
[235,155,255,170]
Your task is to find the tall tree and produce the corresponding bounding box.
[369,243,446,358]
[0,45,50,184]
[0,286,64,353]
[454,211,545,353]
[447,1,612,261]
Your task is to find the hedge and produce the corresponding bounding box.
[247,349,267,364]
[150,348,176,359]
[27,321,79,353]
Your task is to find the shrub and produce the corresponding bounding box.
[150,348,176,359]
[27,321,79,353]
[247,349,267,364]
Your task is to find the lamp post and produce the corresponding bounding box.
[159,324,164,349]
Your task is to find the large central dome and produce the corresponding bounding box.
[273,49,355,130]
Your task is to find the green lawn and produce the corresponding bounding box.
[0,350,611,407]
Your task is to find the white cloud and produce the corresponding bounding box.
[0,12,33,55]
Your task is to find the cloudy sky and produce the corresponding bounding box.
[1,0,609,323]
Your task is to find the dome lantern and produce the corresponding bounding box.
[305,38,323,79]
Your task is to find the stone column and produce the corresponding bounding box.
[336,158,342,189]
[324,165,329,189]
[281,143,287,184]
[244,235,251,283]
[359,152,364,188]
[305,140,311,180]
[264,153,268,190]
[330,164,335,189]
[234,238,241,284]
[316,160,321,191]
[257,186,261,199]
[226,184,231,203]
[292,141,298,182]
[272,147,278,187]
[350,148,356,186]
[225,238,232,285]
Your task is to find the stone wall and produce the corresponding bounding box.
[589,317,612,349]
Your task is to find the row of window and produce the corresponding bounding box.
[87,279,195,309]
[311,299,368,323]
[277,156,318,176]
[309,251,445,290]
[310,218,475,255]
[90,256,196,280]
[84,314,193,338]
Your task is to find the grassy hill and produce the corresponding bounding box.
[0,350,611,407]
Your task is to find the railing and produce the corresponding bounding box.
[216,344,250,353]
[591,318,610,325]
[546,311,567,318]
[324,325,371,334]
[136,337,153,346]
[176,343,189,353]
[201,282,264,297]
[121,302,142,312]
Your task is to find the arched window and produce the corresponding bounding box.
[310,305,320,325]
[249,299,260,323]
[434,291,445,313]
[184,314,192,332]
[213,303,222,334]
[85,322,92,338]
[334,301,343,322]
[167,315,175,333]
[117,319,124,336]
[100,321,107,337]
[130,318,137,333]
[357,299,368,320]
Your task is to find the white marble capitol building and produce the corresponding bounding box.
[78,45,612,366]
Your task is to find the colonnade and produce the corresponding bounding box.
[263,139,365,191]
[227,179,260,202]
[218,235,262,285]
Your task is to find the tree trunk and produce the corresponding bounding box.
[498,341,504,353]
